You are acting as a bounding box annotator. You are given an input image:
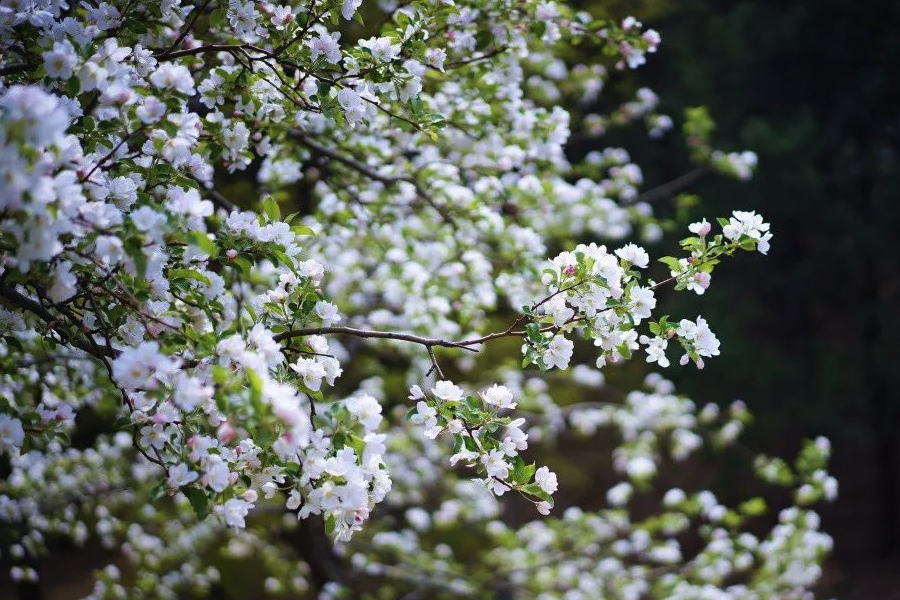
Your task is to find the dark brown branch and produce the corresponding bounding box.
[291,131,456,225]
[159,43,268,60]
[206,187,237,212]
[0,283,116,358]
[629,166,709,205]
[274,326,477,351]
[292,131,397,186]
[426,346,445,379]
[160,0,214,58]
[79,128,143,183]
[444,45,509,69]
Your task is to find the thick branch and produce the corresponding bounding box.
[206,187,238,212]
[158,43,274,61]
[0,283,115,358]
[274,326,477,352]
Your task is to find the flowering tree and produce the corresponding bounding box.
[0,1,836,598]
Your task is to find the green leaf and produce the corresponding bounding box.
[188,230,218,258]
[738,496,767,517]
[324,514,336,535]
[262,196,280,221]
[232,256,252,276]
[112,416,133,431]
[127,20,148,33]
[291,224,315,236]
[212,365,230,385]
[148,481,166,502]
[3,336,23,351]
[511,456,537,485]
[185,487,210,520]
[65,76,80,97]
[246,369,263,406]
[529,21,547,38]
[271,249,294,269]
[168,268,211,286]
[124,236,148,278]
[521,483,553,504]
[658,256,682,271]
[525,322,541,342]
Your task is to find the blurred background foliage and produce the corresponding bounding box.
[588,0,900,596]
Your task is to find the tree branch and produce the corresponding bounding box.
[160,0,214,58]
[0,283,115,358]
[290,131,456,225]
[274,326,478,352]
[629,166,709,205]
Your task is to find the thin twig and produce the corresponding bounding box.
[291,131,456,225]
[160,0,214,58]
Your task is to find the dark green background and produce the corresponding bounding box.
[598,0,900,595]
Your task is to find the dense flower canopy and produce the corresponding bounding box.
[0,0,834,598]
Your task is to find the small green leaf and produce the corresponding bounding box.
[188,230,218,258]
[65,77,80,97]
[232,256,252,276]
[291,224,315,236]
[246,369,263,405]
[148,482,166,502]
[185,487,210,520]
[658,256,682,271]
[212,365,230,385]
[112,416,133,430]
[738,496,767,517]
[262,196,280,222]
[168,268,211,286]
[124,237,148,278]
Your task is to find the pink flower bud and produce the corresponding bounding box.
[217,423,236,444]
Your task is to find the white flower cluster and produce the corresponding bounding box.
[410,381,558,514]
